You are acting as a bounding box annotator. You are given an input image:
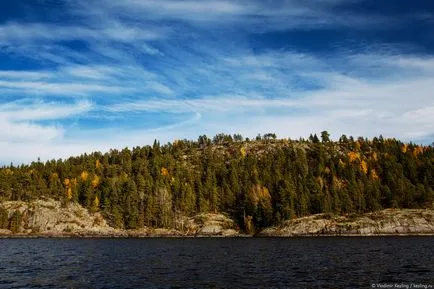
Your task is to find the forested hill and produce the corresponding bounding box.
[1,132,433,233]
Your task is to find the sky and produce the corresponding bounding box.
[0,0,433,164]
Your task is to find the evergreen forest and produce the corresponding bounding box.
[1,132,433,232]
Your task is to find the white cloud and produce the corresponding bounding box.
[105,56,434,143]
[0,70,52,79]
[0,0,432,164]
[0,99,92,121]
[0,22,165,45]
[146,82,174,95]
[0,100,92,145]
[0,65,162,97]
[142,44,164,56]
[78,0,387,31]
[108,96,298,113]
[0,80,125,95]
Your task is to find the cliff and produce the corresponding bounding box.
[1,199,434,237]
[0,199,239,237]
[258,209,434,236]
[0,199,117,236]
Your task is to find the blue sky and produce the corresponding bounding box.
[0,0,433,163]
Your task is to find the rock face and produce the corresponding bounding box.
[2,200,432,237]
[182,213,239,237]
[0,199,117,236]
[258,209,434,237]
[0,199,240,237]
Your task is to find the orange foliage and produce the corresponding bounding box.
[161,167,169,177]
[249,184,271,207]
[63,178,70,186]
[360,160,368,174]
[413,146,424,158]
[80,171,89,181]
[347,151,360,163]
[370,169,379,181]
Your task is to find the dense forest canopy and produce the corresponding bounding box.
[1,132,433,233]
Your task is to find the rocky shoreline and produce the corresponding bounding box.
[258,208,434,237]
[1,199,434,238]
[0,199,241,238]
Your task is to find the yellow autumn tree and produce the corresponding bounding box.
[91,175,100,188]
[66,187,72,200]
[360,160,368,174]
[92,196,100,211]
[80,170,89,181]
[247,184,273,229]
[370,169,379,181]
[413,146,424,158]
[161,167,169,177]
[240,146,247,158]
[348,151,360,163]
[248,185,272,211]
[64,178,73,200]
[95,159,102,169]
[371,152,378,161]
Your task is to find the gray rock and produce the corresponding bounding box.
[258,209,434,237]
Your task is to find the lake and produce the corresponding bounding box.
[0,237,433,288]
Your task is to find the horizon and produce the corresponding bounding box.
[1,0,434,164]
[2,131,432,167]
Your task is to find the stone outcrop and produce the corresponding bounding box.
[258,209,434,236]
[0,199,118,236]
[182,213,239,237]
[2,199,433,237]
[0,199,240,237]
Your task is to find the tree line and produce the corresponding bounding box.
[0,132,433,233]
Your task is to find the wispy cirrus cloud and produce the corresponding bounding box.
[0,80,126,95]
[0,99,92,144]
[84,0,386,30]
[0,99,92,121]
[0,0,433,164]
[0,22,166,45]
[0,63,168,97]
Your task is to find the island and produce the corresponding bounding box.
[1,132,433,237]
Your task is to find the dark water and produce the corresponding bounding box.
[0,237,433,289]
